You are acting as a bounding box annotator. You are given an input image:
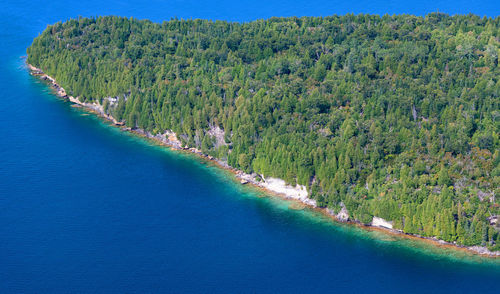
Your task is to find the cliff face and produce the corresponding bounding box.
[327,203,349,222]
[261,177,315,206]
[372,217,393,229]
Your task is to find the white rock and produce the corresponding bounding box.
[259,176,316,207]
[372,216,393,229]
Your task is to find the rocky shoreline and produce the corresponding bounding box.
[27,63,500,258]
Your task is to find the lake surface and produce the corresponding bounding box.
[1,1,499,293]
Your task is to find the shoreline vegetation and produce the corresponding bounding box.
[28,63,499,258]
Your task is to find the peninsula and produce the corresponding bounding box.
[27,14,500,256]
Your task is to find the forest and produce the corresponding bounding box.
[27,13,500,250]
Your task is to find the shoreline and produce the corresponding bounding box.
[27,63,500,258]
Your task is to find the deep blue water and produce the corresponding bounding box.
[1,1,499,293]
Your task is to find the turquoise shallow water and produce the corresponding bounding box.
[1,1,499,293]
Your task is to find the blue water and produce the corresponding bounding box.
[1,1,499,293]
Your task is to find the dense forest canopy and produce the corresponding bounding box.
[28,14,500,249]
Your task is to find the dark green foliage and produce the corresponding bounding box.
[28,14,500,249]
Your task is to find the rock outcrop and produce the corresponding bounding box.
[371,216,393,229]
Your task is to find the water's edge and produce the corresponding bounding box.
[27,62,500,258]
